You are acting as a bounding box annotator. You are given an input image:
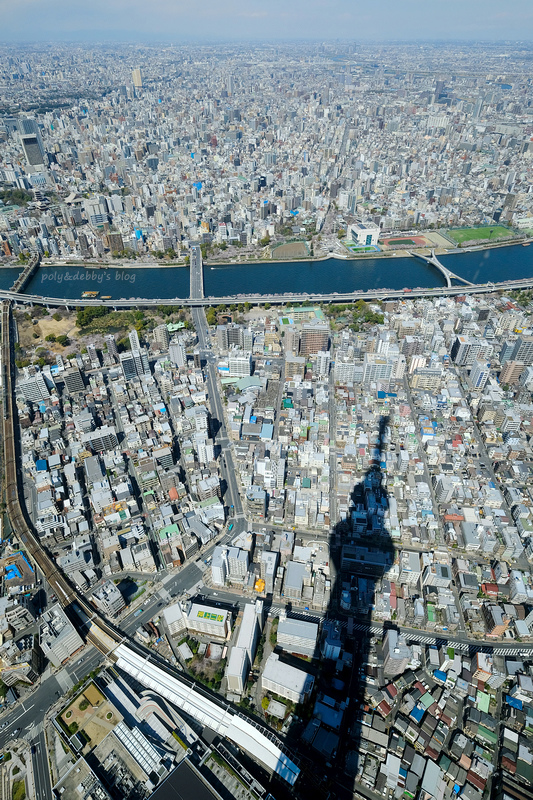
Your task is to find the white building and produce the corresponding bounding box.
[347,221,380,247]
[211,546,228,586]
[169,338,187,368]
[228,349,252,377]
[261,653,314,704]
[92,580,125,617]
[277,617,318,658]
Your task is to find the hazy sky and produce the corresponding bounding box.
[1,0,532,43]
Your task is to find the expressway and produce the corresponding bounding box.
[1,274,533,309]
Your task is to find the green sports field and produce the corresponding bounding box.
[448,226,511,244]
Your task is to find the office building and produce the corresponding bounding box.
[120,351,137,381]
[185,602,231,639]
[92,580,126,617]
[211,546,228,586]
[450,336,491,367]
[39,604,84,667]
[21,134,45,167]
[227,547,249,580]
[510,335,533,366]
[260,551,279,594]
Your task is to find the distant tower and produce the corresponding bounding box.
[226,75,235,96]
[132,68,143,89]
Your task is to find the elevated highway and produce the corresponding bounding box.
[0,275,532,310]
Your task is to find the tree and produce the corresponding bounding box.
[45,334,56,343]
[260,235,271,247]
[56,335,69,346]
[52,312,61,321]
[206,308,217,326]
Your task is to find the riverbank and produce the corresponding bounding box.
[20,234,531,273]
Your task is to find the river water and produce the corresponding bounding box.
[2,243,532,301]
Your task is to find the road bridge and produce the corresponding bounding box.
[10,254,40,293]
[0,276,532,310]
[409,249,475,288]
[189,244,204,299]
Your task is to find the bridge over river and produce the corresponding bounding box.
[1,274,532,309]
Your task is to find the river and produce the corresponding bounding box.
[1,243,532,300]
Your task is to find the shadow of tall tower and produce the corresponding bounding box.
[285,414,395,800]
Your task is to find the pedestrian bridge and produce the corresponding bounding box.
[409,249,475,288]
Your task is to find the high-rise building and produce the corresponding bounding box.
[500,360,524,385]
[63,367,85,394]
[383,629,412,677]
[450,336,491,367]
[39,605,84,668]
[469,359,490,390]
[92,581,126,617]
[300,323,329,356]
[105,334,118,360]
[129,329,140,351]
[120,352,137,381]
[228,348,252,377]
[511,336,533,366]
[21,134,45,167]
[169,338,187,367]
[132,68,143,89]
[154,324,170,350]
[17,372,50,402]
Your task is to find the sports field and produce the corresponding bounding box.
[447,226,511,244]
[380,234,430,248]
[272,241,309,258]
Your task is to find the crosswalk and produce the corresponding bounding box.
[267,605,321,624]
[264,609,533,657]
[346,623,533,657]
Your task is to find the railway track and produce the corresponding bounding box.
[1,300,121,655]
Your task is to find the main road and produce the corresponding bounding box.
[191,305,246,533]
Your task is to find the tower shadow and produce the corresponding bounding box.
[285,414,395,800]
